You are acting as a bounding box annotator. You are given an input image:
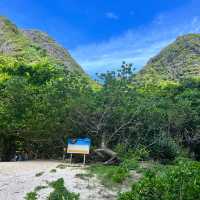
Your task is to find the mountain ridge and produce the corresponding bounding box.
[138,33,200,82]
[0,16,84,74]
[1,16,200,81]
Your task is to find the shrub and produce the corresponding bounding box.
[115,144,149,161]
[133,146,150,160]
[25,192,37,200]
[48,178,79,200]
[89,164,129,185]
[120,158,139,171]
[114,143,128,159]
[111,167,129,183]
[118,160,200,200]
[150,135,180,163]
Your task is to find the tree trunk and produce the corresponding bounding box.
[101,132,106,148]
[95,132,120,164]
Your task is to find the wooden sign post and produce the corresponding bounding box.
[67,138,91,165]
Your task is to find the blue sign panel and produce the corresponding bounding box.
[67,138,91,154]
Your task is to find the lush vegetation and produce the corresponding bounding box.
[0,16,199,163]
[1,16,200,200]
[68,62,200,162]
[0,60,200,163]
[118,159,200,200]
[0,56,91,161]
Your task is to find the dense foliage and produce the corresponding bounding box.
[0,56,91,160]
[118,159,200,200]
[69,62,200,161]
[0,60,200,162]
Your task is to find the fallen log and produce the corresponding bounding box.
[94,147,120,165]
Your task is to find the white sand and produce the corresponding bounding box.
[0,161,117,200]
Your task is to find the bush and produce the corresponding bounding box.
[120,158,139,171]
[115,144,150,161]
[111,167,129,183]
[133,145,150,160]
[150,135,180,163]
[89,164,129,185]
[25,192,37,200]
[118,160,200,200]
[48,178,79,200]
[114,143,128,159]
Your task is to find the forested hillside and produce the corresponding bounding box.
[138,34,200,82]
[0,16,83,73]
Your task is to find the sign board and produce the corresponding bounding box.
[67,138,91,155]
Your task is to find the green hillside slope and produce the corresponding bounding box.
[138,34,200,82]
[0,16,84,73]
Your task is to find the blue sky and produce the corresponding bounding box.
[0,0,200,77]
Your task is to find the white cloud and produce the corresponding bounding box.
[71,1,200,78]
[105,12,119,20]
[71,29,173,76]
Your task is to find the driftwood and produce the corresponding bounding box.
[94,147,120,165]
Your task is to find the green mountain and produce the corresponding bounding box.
[0,16,84,73]
[138,34,200,81]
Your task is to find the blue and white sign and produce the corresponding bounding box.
[67,138,91,154]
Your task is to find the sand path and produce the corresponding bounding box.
[0,161,116,200]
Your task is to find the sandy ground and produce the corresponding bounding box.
[0,161,117,200]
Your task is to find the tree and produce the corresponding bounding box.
[68,62,138,161]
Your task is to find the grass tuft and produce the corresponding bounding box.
[35,171,44,177]
[56,164,68,169]
[88,164,129,187]
[48,178,79,200]
[25,191,37,200]
[34,185,47,192]
[75,173,94,180]
[50,169,57,173]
